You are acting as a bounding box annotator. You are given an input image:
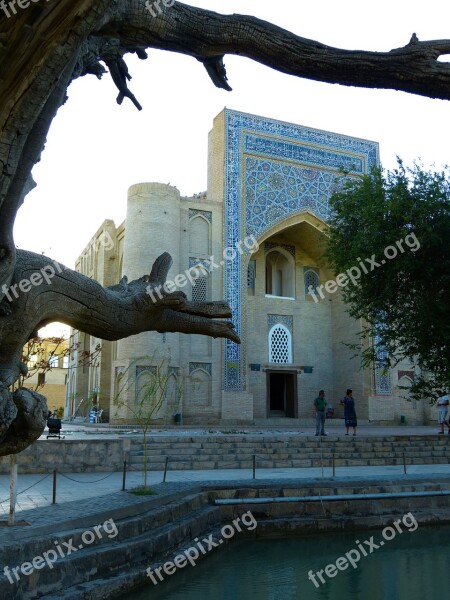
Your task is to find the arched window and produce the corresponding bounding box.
[304,269,319,295]
[268,324,292,364]
[189,216,210,255]
[189,368,212,406]
[265,249,295,298]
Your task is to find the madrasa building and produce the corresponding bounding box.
[66,109,429,426]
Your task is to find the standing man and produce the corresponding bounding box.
[314,390,327,436]
[436,391,449,435]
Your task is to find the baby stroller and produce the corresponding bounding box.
[46,414,64,439]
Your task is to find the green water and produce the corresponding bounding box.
[120,524,449,599]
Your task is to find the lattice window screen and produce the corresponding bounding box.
[269,325,292,363]
[304,270,319,294]
[192,277,207,302]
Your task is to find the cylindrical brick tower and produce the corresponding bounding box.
[117,183,181,365]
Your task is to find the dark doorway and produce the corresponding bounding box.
[267,371,297,417]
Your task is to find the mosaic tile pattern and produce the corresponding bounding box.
[189,257,212,273]
[268,314,293,333]
[246,159,338,237]
[223,110,379,391]
[189,362,212,376]
[188,209,212,223]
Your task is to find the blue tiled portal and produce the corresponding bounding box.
[223,110,379,391]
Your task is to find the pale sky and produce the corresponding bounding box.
[14,0,450,335]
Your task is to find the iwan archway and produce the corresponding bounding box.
[217,109,379,402]
[245,212,335,421]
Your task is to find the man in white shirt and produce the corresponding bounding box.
[436,391,450,434]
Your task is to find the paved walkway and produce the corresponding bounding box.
[47,423,449,440]
[1,463,450,515]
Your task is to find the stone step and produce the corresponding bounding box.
[129,449,445,459]
[0,494,219,600]
[127,435,449,470]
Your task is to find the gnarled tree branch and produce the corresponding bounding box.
[2,1,450,298]
[0,250,239,455]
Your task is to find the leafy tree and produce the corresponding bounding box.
[326,161,450,401]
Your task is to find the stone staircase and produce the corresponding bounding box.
[128,435,450,471]
[1,490,221,600]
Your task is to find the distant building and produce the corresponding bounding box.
[24,337,69,413]
[66,109,431,426]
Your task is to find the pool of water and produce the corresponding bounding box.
[120,523,450,599]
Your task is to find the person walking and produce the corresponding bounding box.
[435,391,449,434]
[314,390,327,436]
[340,389,357,436]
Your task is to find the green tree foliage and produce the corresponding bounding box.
[326,161,450,401]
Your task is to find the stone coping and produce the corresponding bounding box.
[1,473,450,547]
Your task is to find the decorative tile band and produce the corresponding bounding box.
[244,133,365,174]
